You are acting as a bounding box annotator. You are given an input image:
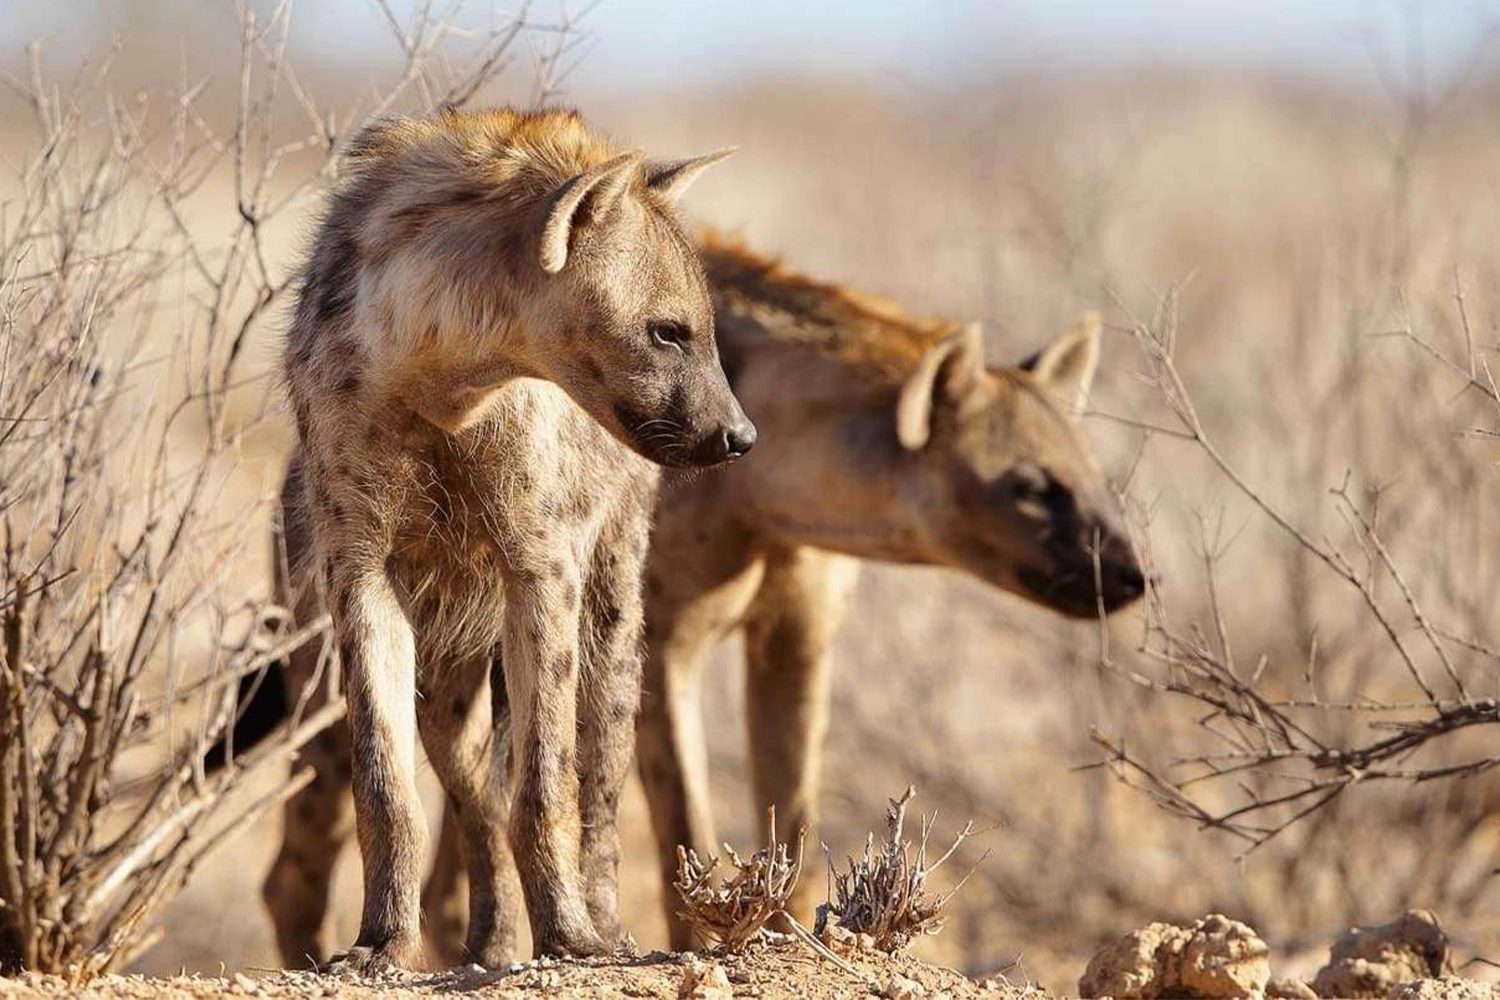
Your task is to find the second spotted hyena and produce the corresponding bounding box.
[281,107,748,970]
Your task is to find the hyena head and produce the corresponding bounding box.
[895,312,1144,617]
[524,148,756,467]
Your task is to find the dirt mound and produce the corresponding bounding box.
[1312,911,1449,1000]
[1076,910,1477,1000]
[1383,980,1498,1000]
[1078,914,1270,999]
[0,945,1036,1000]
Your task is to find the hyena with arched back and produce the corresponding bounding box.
[280,107,748,971]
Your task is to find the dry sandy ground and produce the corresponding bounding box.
[0,945,1032,1000]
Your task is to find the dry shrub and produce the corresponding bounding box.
[1090,284,1500,849]
[674,807,808,952]
[819,787,982,954]
[0,0,571,976]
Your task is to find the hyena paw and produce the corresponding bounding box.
[533,925,609,959]
[322,937,424,978]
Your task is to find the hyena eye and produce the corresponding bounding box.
[1000,464,1053,517]
[648,320,691,351]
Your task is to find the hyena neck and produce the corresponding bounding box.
[748,401,931,564]
[365,311,542,434]
[383,352,532,434]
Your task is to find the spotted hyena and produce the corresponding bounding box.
[220,235,1141,963]
[632,237,1144,946]
[274,107,748,971]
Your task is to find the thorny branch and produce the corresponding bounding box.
[1089,281,1500,853]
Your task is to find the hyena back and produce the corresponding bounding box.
[278,107,746,971]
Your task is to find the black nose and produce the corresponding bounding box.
[1106,560,1145,599]
[719,421,757,461]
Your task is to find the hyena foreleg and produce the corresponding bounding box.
[575,500,651,947]
[742,546,859,928]
[328,567,427,973]
[413,653,520,968]
[501,557,604,957]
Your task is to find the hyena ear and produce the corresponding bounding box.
[644,148,736,204]
[896,322,985,451]
[539,150,644,274]
[1023,311,1102,419]
[341,115,413,162]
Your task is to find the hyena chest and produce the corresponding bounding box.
[384,396,639,663]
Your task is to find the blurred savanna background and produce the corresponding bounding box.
[2,0,1500,991]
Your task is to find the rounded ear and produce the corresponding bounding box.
[644,148,736,204]
[539,150,644,274]
[896,322,984,451]
[341,114,412,161]
[1025,311,1101,418]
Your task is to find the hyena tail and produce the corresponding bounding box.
[202,661,292,772]
[204,453,307,772]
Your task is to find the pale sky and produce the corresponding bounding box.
[3,0,1496,95]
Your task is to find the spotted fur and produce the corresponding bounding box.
[275,106,744,971]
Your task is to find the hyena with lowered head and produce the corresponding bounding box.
[279,108,748,970]
[626,237,1146,947]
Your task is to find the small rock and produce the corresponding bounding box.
[1267,978,1318,1000]
[1179,914,1272,999]
[680,957,734,1000]
[821,924,859,956]
[885,974,927,1000]
[1384,978,1498,1000]
[1313,911,1449,999]
[857,933,878,953]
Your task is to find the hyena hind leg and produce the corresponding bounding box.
[422,799,471,967]
[262,657,355,969]
[262,526,354,969]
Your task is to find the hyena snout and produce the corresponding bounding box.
[1019,517,1145,617]
[693,414,757,465]
[676,376,757,467]
[615,383,756,468]
[1094,528,1145,609]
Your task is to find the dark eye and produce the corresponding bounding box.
[1004,464,1050,502]
[648,320,690,351]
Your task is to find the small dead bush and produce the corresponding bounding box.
[674,807,808,952]
[819,787,984,953]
